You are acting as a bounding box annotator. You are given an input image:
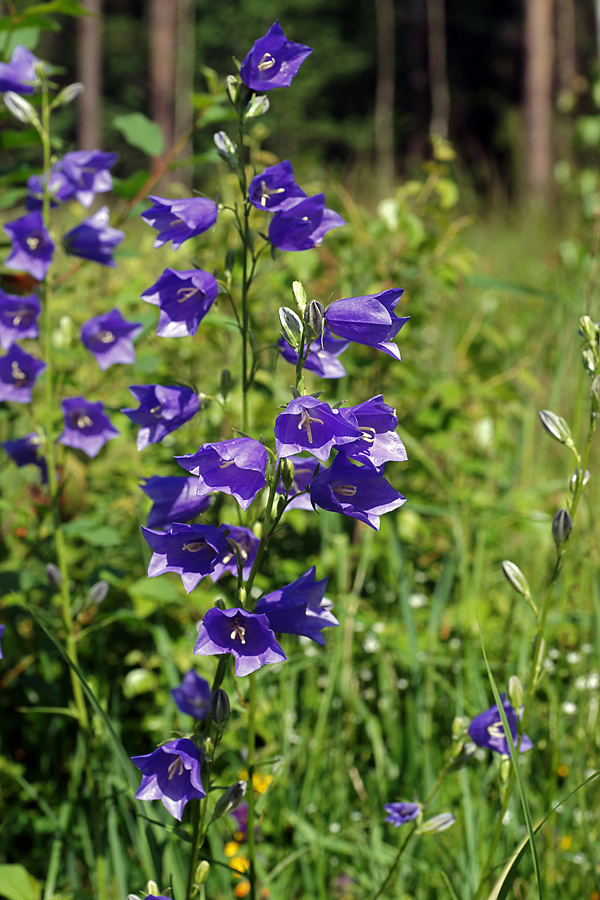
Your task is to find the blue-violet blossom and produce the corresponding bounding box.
[121,384,200,451]
[0,290,40,349]
[337,395,407,470]
[240,22,312,92]
[194,607,286,677]
[171,669,211,719]
[210,524,260,583]
[325,289,408,360]
[81,308,142,370]
[0,345,45,403]
[255,566,338,645]
[468,693,533,755]
[269,194,345,252]
[58,396,119,458]
[248,160,306,212]
[175,438,268,511]
[131,738,205,820]
[141,475,211,530]
[63,207,124,267]
[141,522,229,593]
[142,268,218,338]
[141,196,218,249]
[274,396,360,462]
[2,432,47,480]
[4,211,54,281]
[0,45,42,94]
[384,802,421,827]
[309,455,406,530]
[279,326,349,379]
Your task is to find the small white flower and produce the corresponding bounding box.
[562,701,577,715]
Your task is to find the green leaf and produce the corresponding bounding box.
[113,112,165,157]
[0,16,59,32]
[1,27,39,54]
[0,864,40,900]
[62,519,122,548]
[22,0,93,18]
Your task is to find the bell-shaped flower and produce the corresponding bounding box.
[3,211,54,281]
[131,738,205,821]
[248,160,306,212]
[63,207,124,267]
[2,432,47,481]
[269,194,345,252]
[141,196,218,249]
[59,150,118,208]
[337,395,407,470]
[140,475,211,530]
[141,521,229,593]
[26,168,76,211]
[171,669,211,719]
[142,268,218,337]
[58,396,119,458]
[194,607,286,677]
[279,326,349,379]
[81,308,142,370]
[210,524,260,583]
[0,623,4,658]
[325,289,408,360]
[0,344,45,403]
[0,45,42,94]
[274,396,360,462]
[175,438,268,511]
[121,384,200,451]
[384,802,421,827]
[276,454,320,510]
[255,566,338,646]
[468,693,533,755]
[309,455,406,530]
[0,290,40,349]
[240,21,312,92]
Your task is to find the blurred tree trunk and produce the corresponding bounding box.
[374,0,395,198]
[150,0,176,154]
[525,0,554,191]
[406,0,428,158]
[174,0,195,191]
[556,0,576,94]
[77,0,102,150]
[426,0,450,138]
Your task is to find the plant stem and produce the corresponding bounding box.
[246,671,257,900]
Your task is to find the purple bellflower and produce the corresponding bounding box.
[141,521,229,593]
[0,45,42,94]
[58,396,119,458]
[468,693,534,755]
[0,623,4,658]
[142,268,218,338]
[141,475,212,530]
[59,150,118,207]
[248,160,306,212]
[26,168,76,211]
[279,326,349,379]
[337,395,407,470]
[309,455,406,530]
[0,290,40,349]
[274,396,360,462]
[2,432,47,481]
[277,454,320,510]
[175,438,268,511]
[0,345,45,403]
[63,207,124,267]
[255,566,338,645]
[81,308,142,370]
[121,384,200,451]
[141,196,218,249]
[131,737,205,821]
[240,21,312,92]
[325,289,408,360]
[384,802,421,827]
[4,211,54,281]
[269,194,345,252]
[210,524,260,583]
[194,607,286,677]
[171,669,211,719]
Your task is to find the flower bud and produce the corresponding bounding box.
[46,562,62,589]
[245,94,270,119]
[448,741,477,772]
[507,675,524,711]
[87,580,109,606]
[145,882,160,897]
[202,736,214,764]
[53,82,84,107]
[583,347,597,377]
[225,75,238,104]
[280,457,295,492]
[212,780,247,820]
[304,300,324,343]
[500,756,511,783]
[220,368,232,401]
[292,280,307,314]
[208,688,230,725]
[213,130,237,164]
[539,409,573,445]
[279,307,303,350]
[195,860,210,885]
[552,508,572,546]
[592,375,600,413]
[451,716,468,739]
[213,597,227,610]
[501,560,531,601]
[579,315,597,343]
[569,468,590,493]
[3,91,41,128]
[417,812,455,834]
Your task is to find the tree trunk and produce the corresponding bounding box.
[555,0,576,94]
[406,0,429,159]
[525,0,554,191]
[174,0,195,191]
[77,0,102,151]
[426,0,450,139]
[374,0,395,198]
[149,0,177,154]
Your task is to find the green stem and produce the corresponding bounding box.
[246,672,257,900]
[186,796,208,900]
[237,115,251,433]
[244,459,283,601]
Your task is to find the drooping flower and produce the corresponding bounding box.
[141,522,229,593]
[274,396,360,462]
[279,326,349,379]
[210,525,260,583]
[468,693,534,755]
[3,211,54,281]
[255,566,338,645]
[337,395,407,470]
[309,455,406,530]
[240,22,312,92]
[26,168,76,211]
[171,669,211,719]
[0,290,40,349]
[141,268,218,338]
[0,623,5,659]
[269,194,345,252]
[384,802,421,827]
[141,196,218,249]
[81,308,142,370]
[0,45,42,94]
[59,150,118,208]
[131,738,205,821]
[121,384,200,451]
[58,396,119,458]
[194,607,286,676]
[63,207,124,267]
[0,345,45,403]
[276,454,320,510]
[248,160,306,212]
[2,432,47,480]
[175,438,268,511]
[325,289,408,360]
[140,475,212,530]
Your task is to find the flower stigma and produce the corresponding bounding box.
[258,52,276,71]
[333,484,357,497]
[11,361,27,384]
[167,755,184,779]
[299,407,323,444]
[230,622,246,645]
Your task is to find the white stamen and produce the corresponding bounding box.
[333,484,357,497]
[258,52,276,72]
[167,756,184,779]
[230,623,246,645]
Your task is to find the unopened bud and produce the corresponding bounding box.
[280,457,295,492]
[500,756,511,783]
[212,780,247,820]
[501,560,531,601]
[304,300,324,342]
[448,741,477,771]
[195,860,210,885]
[87,580,109,606]
[569,468,590,493]
[579,315,598,343]
[225,75,238,104]
[292,280,307,314]
[3,91,41,127]
[213,597,227,610]
[583,347,597,376]
[145,882,160,897]
[539,409,573,445]
[208,688,230,725]
[46,562,62,589]
[245,94,270,119]
[417,812,456,834]
[214,130,237,164]
[552,508,572,546]
[53,82,84,107]
[451,716,468,739]
[592,375,600,413]
[279,307,303,349]
[202,736,215,764]
[507,675,524,711]
[220,368,232,401]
